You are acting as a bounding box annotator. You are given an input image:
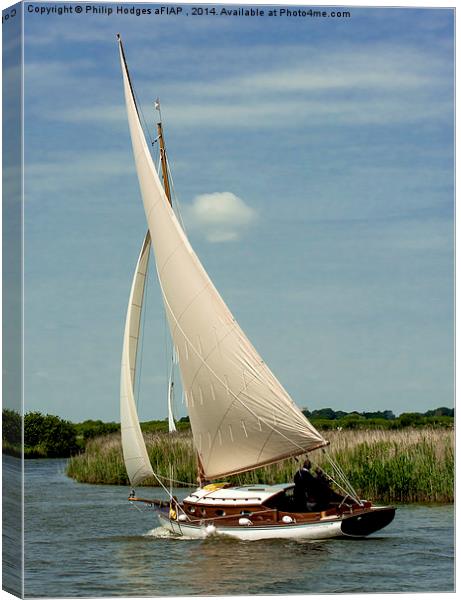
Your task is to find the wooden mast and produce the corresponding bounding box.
[157,121,172,207]
[157,107,205,483]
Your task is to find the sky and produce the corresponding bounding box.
[3,1,454,422]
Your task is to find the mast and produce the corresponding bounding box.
[156,121,172,207]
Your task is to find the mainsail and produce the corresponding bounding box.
[120,231,154,486]
[118,39,327,480]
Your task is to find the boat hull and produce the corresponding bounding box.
[158,506,395,541]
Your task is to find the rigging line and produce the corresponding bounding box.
[294,445,356,499]
[151,106,184,232]
[321,452,355,496]
[322,451,361,503]
[165,155,187,232]
[307,456,357,501]
[141,469,189,518]
[153,259,326,459]
[163,294,171,416]
[133,87,156,147]
[323,452,359,498]
[156,473,197,487]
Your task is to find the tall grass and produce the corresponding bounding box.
[66,428,454,503]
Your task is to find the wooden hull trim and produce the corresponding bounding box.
[157,506,395,541]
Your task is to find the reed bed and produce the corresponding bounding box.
[66,428,454,503]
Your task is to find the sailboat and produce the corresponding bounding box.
[117,35,395,540]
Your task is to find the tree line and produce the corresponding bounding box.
[301,407,454,430]
[2,406,454,458]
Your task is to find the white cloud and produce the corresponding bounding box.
[185,192,257,242]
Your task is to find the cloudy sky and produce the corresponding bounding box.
[4,2,454,422]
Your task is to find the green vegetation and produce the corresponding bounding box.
[303,407,454,430]
[3,410,79,458]
[67,431,196,486]
[66,428,454,504]
[24,412,79,458]
[2,407,454,503]
[74,420,119,442]
[2,410,192,458]
[3,403,454,490]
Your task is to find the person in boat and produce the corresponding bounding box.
[293,459,320,511]
[294,461,342,511]
[313,467,344,506]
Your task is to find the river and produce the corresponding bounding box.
[3,457,455,596]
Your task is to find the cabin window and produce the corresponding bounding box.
[201,508,207,516]
[188,506,196,514]
[215,509,226,517]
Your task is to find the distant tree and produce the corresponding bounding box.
[335,411,348,419]
[383,410,396,420]
[361,410,396,420]
[24,411,46,447]
[338,413,366,429]
[424,407,454,418]
[300,406,452,430]
[397,412,424,427]
[311,408,337,420]
[24,412,78,457]
[76,420,119,441]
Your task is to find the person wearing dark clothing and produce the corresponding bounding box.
[313,467,343,506]
[293,460,320,511]
[293,461,343,511]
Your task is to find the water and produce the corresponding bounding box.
[12,457,454,597]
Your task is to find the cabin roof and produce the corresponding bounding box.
[183,483,293,506]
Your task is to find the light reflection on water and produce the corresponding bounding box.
[17,457,454,597]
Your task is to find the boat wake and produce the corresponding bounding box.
[143,526,196,541]
[143,526,174,538]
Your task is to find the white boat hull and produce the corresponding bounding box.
[159,512,358,541]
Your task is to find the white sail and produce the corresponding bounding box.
[120,231,154,486]
[119,40,327,480]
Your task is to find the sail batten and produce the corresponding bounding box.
[118,39,327,480]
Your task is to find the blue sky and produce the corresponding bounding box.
[6,2,454,422]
